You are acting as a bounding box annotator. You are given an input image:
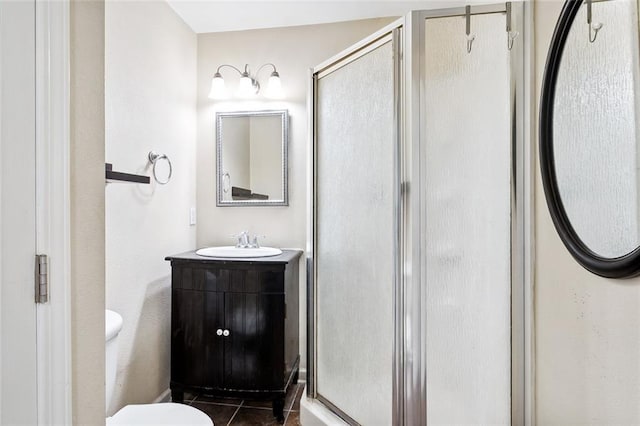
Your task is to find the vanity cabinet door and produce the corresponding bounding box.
[172,287,225,389]
[171,288,207,388]
[223,292,285,390]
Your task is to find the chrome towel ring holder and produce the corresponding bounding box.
[148,151,172,185]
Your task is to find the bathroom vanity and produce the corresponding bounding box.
[165,249,301,422]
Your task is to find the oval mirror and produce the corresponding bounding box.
[540,0,640,278]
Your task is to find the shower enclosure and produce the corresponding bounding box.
[307,4,529,425]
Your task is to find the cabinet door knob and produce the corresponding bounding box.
[216,329,223,336]
[223,329,230,337]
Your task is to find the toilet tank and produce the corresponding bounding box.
[105,309,123,414]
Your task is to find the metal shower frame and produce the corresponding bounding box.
[307,3,532,425]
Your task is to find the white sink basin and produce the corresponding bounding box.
[195,246,283,258]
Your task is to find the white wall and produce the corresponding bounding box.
[105,1,197,414]
[221,117,251,195]
[534,1,640,423]
[249,115,282,198]
[197,17,395,374]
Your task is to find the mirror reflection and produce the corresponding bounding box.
[553,0,640,258]
[216,110,288,206]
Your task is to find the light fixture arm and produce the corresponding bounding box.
[256,63,278,77]
[215,64,245,76]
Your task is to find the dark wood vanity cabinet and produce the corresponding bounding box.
[165,250,302,421]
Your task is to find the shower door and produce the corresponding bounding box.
[310,26,401,426]
[416,4,526,425]
[310,4,527,425]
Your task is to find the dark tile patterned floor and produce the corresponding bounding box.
[181,384,304,426]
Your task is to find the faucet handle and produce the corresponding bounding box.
[250,234,266,248]
[234,231,250,248]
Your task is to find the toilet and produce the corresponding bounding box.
[106,310,213,425]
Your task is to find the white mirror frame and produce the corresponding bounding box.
[216,109,289,207]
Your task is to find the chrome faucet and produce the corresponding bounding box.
[235,231,264,248]
[236,231,250,248]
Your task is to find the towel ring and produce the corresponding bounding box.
[148,151,172,185]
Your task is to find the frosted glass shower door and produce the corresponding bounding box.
[314,36,396,425]
[423,13,512,424]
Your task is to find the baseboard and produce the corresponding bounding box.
[153,388,171,403]
[298,367,307,383]
[300,390,347,426]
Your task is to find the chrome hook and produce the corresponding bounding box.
[465,6,476,54]
[467,34,476,54]
[505,2,519,51]
[589,22,603,43]
[507,31,519,50]
[587,0,603,43]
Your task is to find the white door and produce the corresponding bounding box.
[0,1,39,424]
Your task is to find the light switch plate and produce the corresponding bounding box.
[189,207,196,226]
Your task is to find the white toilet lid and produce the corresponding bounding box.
[107,403,213,426]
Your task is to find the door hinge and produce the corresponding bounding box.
[35,254,49,304]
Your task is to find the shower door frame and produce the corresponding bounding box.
[410,3,530,425]
[307,4,532,425]
[410,4,530,425]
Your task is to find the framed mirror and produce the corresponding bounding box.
[540,0,640,278]
[216,110,288,206]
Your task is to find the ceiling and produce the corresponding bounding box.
[166,0,461,34]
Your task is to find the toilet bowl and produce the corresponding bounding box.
[106,309,213,426]
[106,402,212,425]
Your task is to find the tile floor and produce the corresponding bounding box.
[181,384,304,426]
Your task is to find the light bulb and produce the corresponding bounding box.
[208,73,227,99]
[265,71,283,99]
[238,73,256,97]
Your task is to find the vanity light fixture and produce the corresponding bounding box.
[208,63,283,100]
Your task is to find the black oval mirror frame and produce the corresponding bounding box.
[540,0,640,278]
